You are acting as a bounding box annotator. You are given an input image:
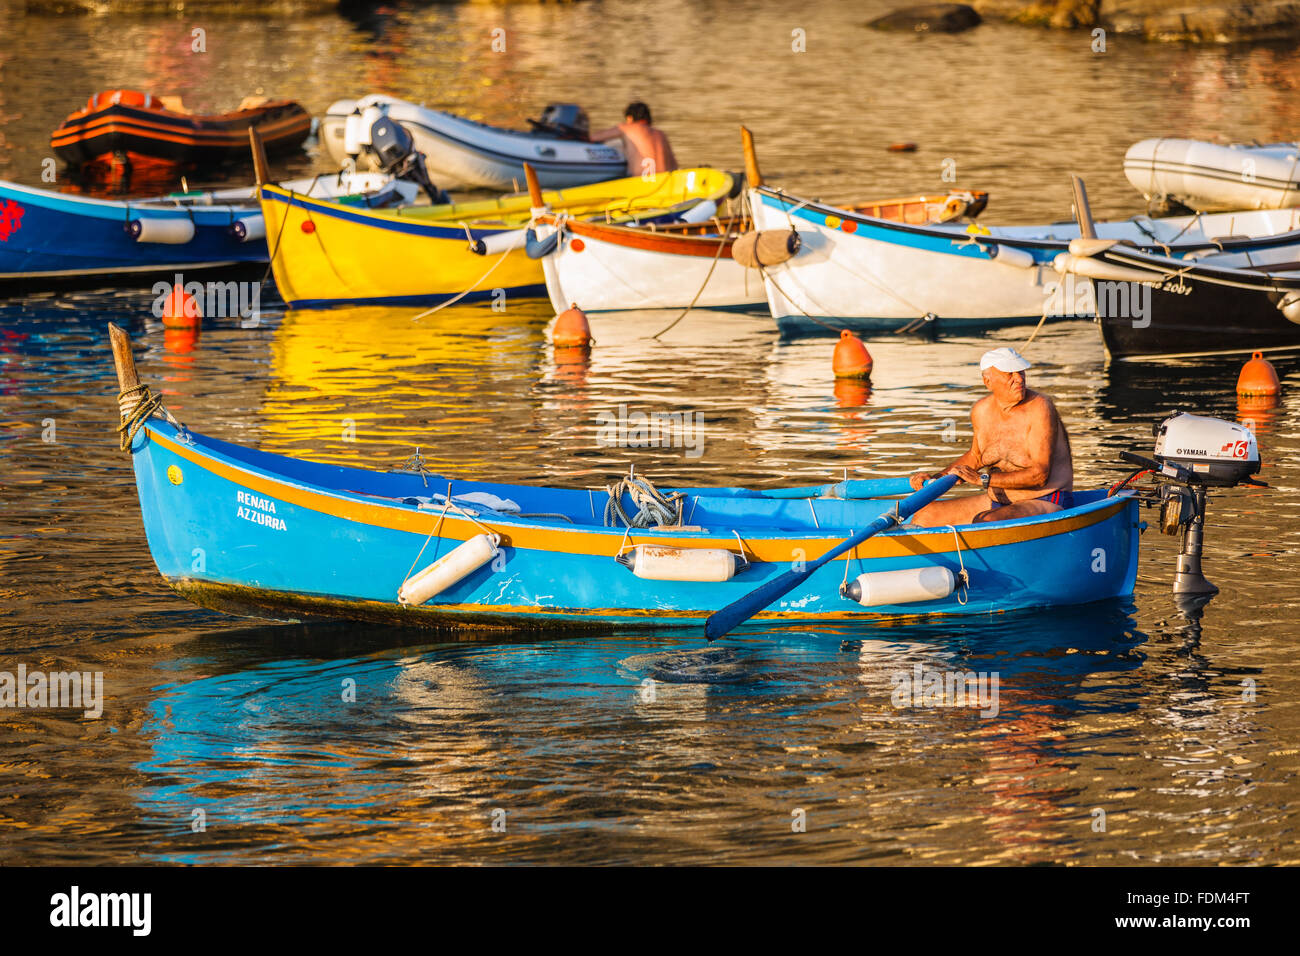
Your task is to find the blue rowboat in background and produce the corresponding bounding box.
[110,328,1141,633]
[0,174,416,292]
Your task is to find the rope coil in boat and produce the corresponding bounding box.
[603,474,685,528]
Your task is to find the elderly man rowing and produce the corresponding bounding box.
[909,347,1074,526]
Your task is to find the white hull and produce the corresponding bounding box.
[322,95,626,191]
[748,187,1300,333]
[1125,138,1300,211]
[541,228,766,313]
[748,189,1053,329]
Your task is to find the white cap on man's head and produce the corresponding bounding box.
[980,347,1033,373]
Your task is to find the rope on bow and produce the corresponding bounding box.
[116,383,183,452]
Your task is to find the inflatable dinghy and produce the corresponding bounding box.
[1125,137,1300,211]
[52,90,311,169]
[321,94,626,191]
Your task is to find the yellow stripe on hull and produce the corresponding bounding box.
[149,426,1127,564]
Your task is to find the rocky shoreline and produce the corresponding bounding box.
[21,1,339,14]
[973,1,1300,42]
[20,1,1300,43]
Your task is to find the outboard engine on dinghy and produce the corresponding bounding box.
[527,104,590,140]
[1118,412,1264,595]
[368,117,450,204]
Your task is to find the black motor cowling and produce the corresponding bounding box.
[370,117,415,169]
[528,103,590,140]
[368,117,447,204]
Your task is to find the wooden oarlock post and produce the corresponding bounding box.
[523,161,545,211]
[108,322,142,424]
[741,126,763,189]
[249,126,271,187]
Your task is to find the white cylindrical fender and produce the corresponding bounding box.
[842,566,955,607]
[126,217,196,244]
[398,533,499,606]
[677,198,718,224]
[229,215,266,242]
[1053,252,1157,284]
[469,227,530,256]
[987,243,1035,269]
[621,545,738,582]
[343,111,364,156]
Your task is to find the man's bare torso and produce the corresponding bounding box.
[973,389,1072,504]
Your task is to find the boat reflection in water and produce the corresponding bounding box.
[132,598,1153,864]
[262,304,781,485]
[261,303,550,469]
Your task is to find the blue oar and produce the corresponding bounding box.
[704,474,961,641]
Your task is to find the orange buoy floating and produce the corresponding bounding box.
[161,282,200,328]
[887,143,918,153]
[1236,350,1279,397]
[832,329,873,378]
[552,303,592,348]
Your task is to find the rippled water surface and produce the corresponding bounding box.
[2,1,1299,865]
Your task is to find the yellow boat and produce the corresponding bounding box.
[259,168,736,308]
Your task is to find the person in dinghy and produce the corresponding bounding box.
[908,347,1074,526]
[589,102,678,178]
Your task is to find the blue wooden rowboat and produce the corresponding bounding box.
[0,174,415,292]
[109,327,1141,632]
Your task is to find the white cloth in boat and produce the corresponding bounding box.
[411,492,521,514]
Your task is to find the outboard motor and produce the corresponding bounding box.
[369,117,449,204]
[527,104,590,140]
[1118,412,1264,595]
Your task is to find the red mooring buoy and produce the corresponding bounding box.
[552,303,592,348]
[1237,350,1280,396]
[832,329,873,378]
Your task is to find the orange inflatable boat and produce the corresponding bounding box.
[51,90,311,169]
